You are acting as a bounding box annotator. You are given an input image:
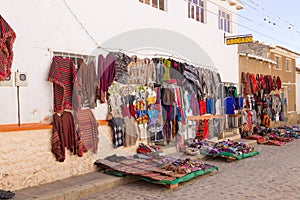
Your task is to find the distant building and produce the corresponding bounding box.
[296,64,300,114]
[238,41,300,125]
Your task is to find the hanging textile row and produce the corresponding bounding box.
[240,72,284,137]
[47,51,224,161]
[103,52,224,148]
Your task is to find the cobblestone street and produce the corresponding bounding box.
[81,140,300,200]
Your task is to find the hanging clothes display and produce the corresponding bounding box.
[51,111,86,162]
[110,52,131,84]
[96,53,116,103]
[48,56,77,113]
[73,61,97,110]
[0,15,16,81]
[109,117,125,148]
[74,109,99,153]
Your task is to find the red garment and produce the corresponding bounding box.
[0,15,16,81]
[97,54,116,103]
[48,56,77,113]
[276,76,282,90]
[260,74,266,90]
[199,99,206,115]
[267,75,273,92]
[246,110,253,133]
[241,72,251,95]
[203,119,209,139]
[250,73,258,94]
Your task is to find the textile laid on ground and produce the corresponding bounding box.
[184,139,259,160]
[73,61,97,110]
[243,125,299,146]
[48,56,77,113]
[136,143,162,154]
[94,154,218,185]
[0,15,16,81]
[51,112,86,162]
[74,109,99,153]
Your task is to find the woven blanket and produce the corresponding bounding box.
[0,15,16,81]
[48,56,77,113]
[74,109,99,153]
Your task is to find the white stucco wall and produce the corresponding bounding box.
[0,0,240,124]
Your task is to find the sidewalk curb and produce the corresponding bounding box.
[14,172,137,200]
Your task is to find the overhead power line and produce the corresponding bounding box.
[61,0,100,47]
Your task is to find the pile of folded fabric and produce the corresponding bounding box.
[136,143,162,154]
[183,139,258,160]
[94,153,218,185]
[243,126,299,146]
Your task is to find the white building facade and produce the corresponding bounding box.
[0,0,244,190]
[0,0,243,124]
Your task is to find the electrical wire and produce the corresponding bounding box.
[243,0,296,28]
[97,46,218,70]
[202,1,300,51]
[61,0,300,52]
[61,0,99,47]
[241,0,300,35]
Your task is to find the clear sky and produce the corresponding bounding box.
[238,0,300,58]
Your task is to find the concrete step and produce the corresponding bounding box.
[14,172,137,200]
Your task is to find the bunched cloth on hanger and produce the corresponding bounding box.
[73,61,97,110]
[48,56,77,113]
[96,54,116,103]
[0,15,16,81]
[74,109,99,153]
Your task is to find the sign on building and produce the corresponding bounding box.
[225,34,253,45]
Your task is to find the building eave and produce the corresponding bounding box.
[221,0,244,10]
[270,45,300,59]
[239,52,277,64]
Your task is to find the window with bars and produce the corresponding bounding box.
[139,0,166,11]
[188,0,205,23]
[218,10,231,33]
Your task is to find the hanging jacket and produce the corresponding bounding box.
[250,73,258,94]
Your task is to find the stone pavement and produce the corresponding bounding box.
[81,140,300,200]
[14,137,296,200]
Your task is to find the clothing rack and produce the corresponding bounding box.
[96,46,218,71]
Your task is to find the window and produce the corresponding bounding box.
[286,59,291,71]
[218,10,231,33]
[188,0,205,23]
[274,55,282,69]
[53,51,95,69]
[139,0,166,11]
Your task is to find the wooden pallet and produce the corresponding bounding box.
[165,183,179,189]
